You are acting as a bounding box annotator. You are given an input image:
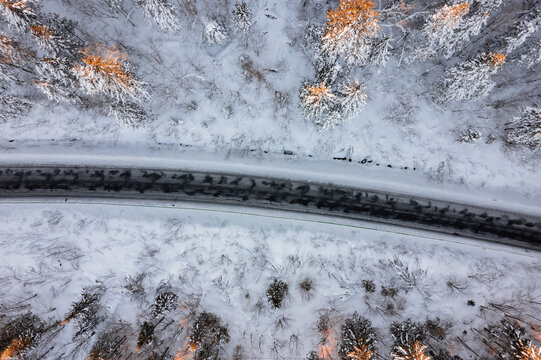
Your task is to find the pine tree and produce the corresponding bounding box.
[322,0,381,66]
[0,0,36,32]
[72,45,149,103]
[232,1,253,34]
[338,79,367,120]
[137,0,181,34]
[434,52,505,103]
[502,321,541,360]
[35,57,81,104]
[502,9,541,54]
[300,81,341,130]
[31,14,83,60]
[150,290,178,318]
[338,313,377,360]
[392,341,432,360]
[0,313,44,359]
[503,107,541,150]
[62,287,104,338]
[188,312,230,360]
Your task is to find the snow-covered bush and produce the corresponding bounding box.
[503,107,541,150]
[137,0,181,33]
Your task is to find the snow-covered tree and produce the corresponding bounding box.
[502,9,541,54]
[232,1,253,34]
[108,100,149,127]
[0,94,32,122]
[0,0,36,32]
[417,3,470,60]
[300,81,340,129]
[30,14,83,60]
[338,313,377,360]
[203,17,228,45]
[392,341,432,360]
[434,52,505,103]
[367,36,391,67]
[517,40,541,69]
[503,107,541,151]
[72,45,149,103]
[35,57,81,103]
[137,0,181,33]
[338,79,367,119]
[0,313,44,359]
[322,0,381,66]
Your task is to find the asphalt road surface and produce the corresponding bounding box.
[0,165,540,247]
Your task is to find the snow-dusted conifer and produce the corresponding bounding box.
[0,313,44,359]
[338,313,377,360]
[503,107,541,150]
[35,57,81,103]
[322,0,381,66]
[300,81,340,130]
[203,18,229,45]
[109,100,150,127]
[434,52,505,103]
[338,79,367,119]
[72,45,149,103]
[137,0,181,33]
[232,1,253,34]
[367,36,391,67]
[30,14,83,60]
[503,10,541,54]
[417,3,470,60]
[517,40,541,69]
[0,0,36,32]
[0,94,32,122]
[0,32,32,64]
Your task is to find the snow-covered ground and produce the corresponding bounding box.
[0,199,539,359]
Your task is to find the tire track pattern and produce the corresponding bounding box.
[0,166,540,245]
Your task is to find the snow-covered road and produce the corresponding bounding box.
[1,164,539,247]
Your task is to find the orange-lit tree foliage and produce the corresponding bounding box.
[392,341,432,360]
[72,45,148,102]
[322,0,381,65]
[347,343,374,360]
[0,0,35,32]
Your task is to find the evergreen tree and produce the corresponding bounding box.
[321,0,381,66]
[434,52,505,103]
[503,107,541,150]
[300,81,340,130]
[35,57,81,103]
[137,0,181,34]
[0,313,44,359]
[188,312,230,360]
[72,45,149,103]
[338,313,377,360]
[232,1,253,34]
[0,0,37,32]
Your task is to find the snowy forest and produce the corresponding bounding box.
[0,0,539,192]
[1,0,541,359]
